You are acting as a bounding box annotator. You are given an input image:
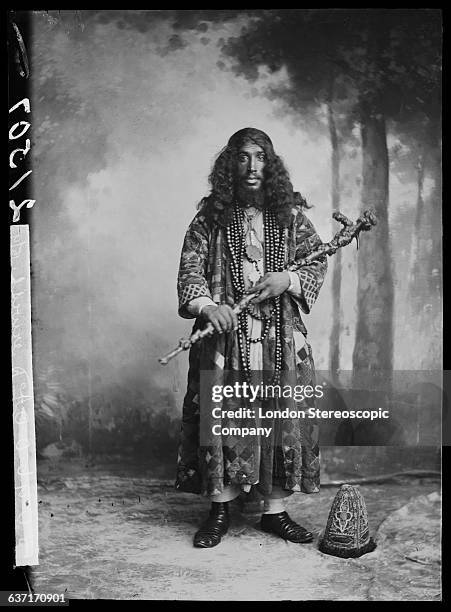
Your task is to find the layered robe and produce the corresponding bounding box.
[175,203,327,497]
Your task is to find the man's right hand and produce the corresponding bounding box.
[202,304,238,334]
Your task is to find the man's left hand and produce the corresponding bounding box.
[247,272,290,303]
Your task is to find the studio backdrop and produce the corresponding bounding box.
[27,10,441,476]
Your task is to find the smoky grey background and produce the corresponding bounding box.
[29,10,441,467]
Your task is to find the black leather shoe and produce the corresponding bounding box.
[193,502,230,548]
[260,511,313,543]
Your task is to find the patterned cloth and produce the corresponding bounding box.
[175,204,327,496]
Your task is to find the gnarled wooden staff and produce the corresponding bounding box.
[158,209,377,365]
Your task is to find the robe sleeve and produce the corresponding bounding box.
[177,213,213,319]
[287,212,328,314]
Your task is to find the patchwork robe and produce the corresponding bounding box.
[175,204,327,496]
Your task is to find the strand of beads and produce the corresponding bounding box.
[237,310,251,375]
[227,206,286,384]
[237,308,273,373]
[226,207,246,297]
[263,209,286,384]
[272,297,282,384]
[226,207,250,378]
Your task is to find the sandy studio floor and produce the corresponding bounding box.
[32,461,441,601]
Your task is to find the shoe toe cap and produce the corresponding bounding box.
[193,534,220,548]
[292,530,313,543]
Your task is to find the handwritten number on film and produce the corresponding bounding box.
[9,98,35,222]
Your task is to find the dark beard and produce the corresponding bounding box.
[235,184,265,209]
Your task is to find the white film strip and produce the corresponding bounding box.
[11,225,39,566]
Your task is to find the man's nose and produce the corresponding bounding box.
[249,157,257,173]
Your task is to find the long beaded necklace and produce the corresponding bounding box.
[242,208,264,287]
[226,205,285,383]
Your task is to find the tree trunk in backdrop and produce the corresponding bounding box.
[427,123,442,300]
[409,151,425,300]
[418,124,442,366]
[352,111,394,387]
[408,120,441,367]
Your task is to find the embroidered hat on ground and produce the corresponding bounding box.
[318,484,377,558]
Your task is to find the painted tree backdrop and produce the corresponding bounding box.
[27,9,441,460]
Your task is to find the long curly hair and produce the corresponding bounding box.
[198,127,309,228]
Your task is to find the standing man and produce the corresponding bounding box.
[176,128,327,548]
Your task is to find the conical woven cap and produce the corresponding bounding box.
[318,484,376,558]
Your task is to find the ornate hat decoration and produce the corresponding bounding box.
[318,484,377,558]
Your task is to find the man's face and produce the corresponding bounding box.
[235,142,266,191]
